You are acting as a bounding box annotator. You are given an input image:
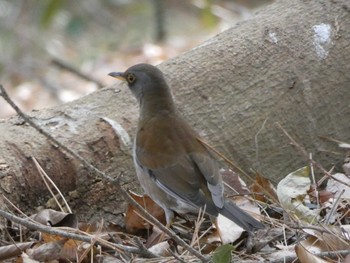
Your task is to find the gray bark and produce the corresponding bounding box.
[0,0,349,223]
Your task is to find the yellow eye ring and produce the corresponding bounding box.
[127,73,136,84]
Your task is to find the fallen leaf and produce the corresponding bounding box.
[326,173,350,199]
[277,166,319,223]
[302,225,350,251]
[216,214,243,244]
[148,241,171,257]
[145,225,169,248]
[30,209,78,228]
[295,243,328,263]
[0,242,35,261]
[125,191,166,234]
[27,238,67,262]
[250,172,278,203]
[221,169,250,196]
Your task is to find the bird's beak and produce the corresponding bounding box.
[108,72,126,82]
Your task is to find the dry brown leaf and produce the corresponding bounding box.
[295,243,329,263]
[125,191,166,234]
[0,242,35,261]
[250,172,278,203]
[27,238,67,262]
[199,235,220,255]
[300,236,328,253]
[144,225,169,248]
[40,221,102,261]
[344,254,350,263]
[221,169,250,196]
[302,226,350,252]
[319,190,334,205]
[307,185,334,205]
[30,209,77,228]
[41,234,96,262]
[60,238,85,261]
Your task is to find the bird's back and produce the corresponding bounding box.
[135,112,207,169]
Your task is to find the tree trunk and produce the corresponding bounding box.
[0,0,349,223]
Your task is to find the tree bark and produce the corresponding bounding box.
[0,0,349,223]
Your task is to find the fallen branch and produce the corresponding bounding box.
[51,58,104,89]
[0,209,136,254]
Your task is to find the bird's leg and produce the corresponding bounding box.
[211,216,224,244]
[157,209,175,243]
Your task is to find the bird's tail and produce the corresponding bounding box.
[218,200,264,231]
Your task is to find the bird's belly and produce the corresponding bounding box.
[134,160,195,214]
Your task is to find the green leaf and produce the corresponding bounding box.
[212,244,234,263]
[66,16,85,36]
[40,0,64,28]
[201,0,217,28]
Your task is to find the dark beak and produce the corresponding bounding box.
[108,72,126,81]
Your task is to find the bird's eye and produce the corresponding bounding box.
[126,73,136,84]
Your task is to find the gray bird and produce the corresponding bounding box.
[109,63,264,232]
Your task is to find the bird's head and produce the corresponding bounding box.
[108,63,170,104]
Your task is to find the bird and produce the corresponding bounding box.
[108,63,264,233]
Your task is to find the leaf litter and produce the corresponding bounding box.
[1,148,350,262]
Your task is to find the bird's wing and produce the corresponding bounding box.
[189,153,224,209]
[135,152,223,216]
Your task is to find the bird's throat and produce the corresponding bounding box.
[139,92,176,120]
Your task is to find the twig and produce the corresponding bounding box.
[190,207,206,249]
[169,249,188,263]
[196,137,254,183]
[319,136,350,149]
[197,137,277,221]
[275,123,350,188]
[0,85,209,263]
[78,219,103,263]
[51,58,104,89]
[2,195,32,219]
[325,189,345,224]
[254,117,268,166]
[269,249,350,263]
[0,209,133,254]
[309,153,319,208]
[32,157,71,213]
[291,224,347,240]
[195,211,213,248]
[133,237,157,259]
[0,242,35,261]
[319,166,335,185]
[197,137,277,203]
[0,85,102,179]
